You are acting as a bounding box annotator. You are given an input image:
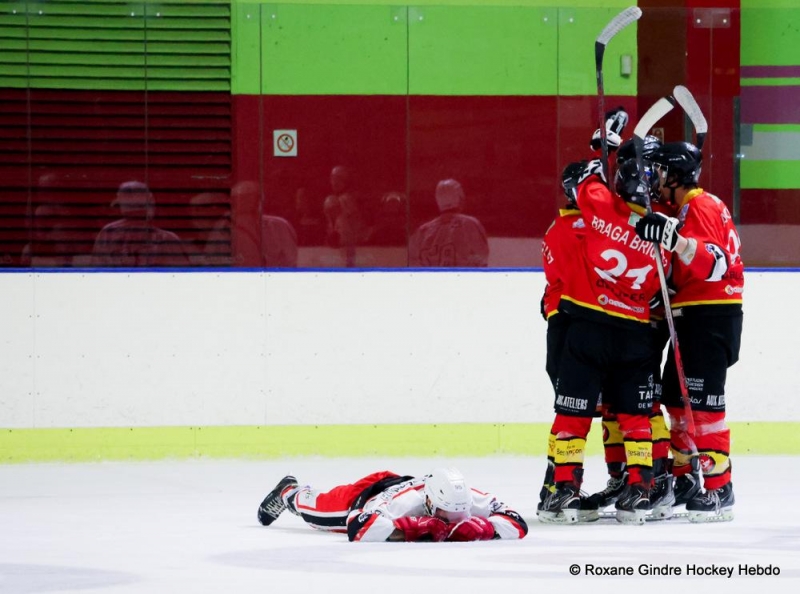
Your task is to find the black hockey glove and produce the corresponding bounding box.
[577,158,607,186]
[635,212,680,251]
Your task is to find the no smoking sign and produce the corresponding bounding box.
[273,129,297,157]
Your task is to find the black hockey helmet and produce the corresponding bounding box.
[616,134,662,165]
[561,160,588,207]
[614,157,656,207]
[651,141,703,187]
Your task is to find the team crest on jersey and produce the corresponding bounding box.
[573,218,586,229]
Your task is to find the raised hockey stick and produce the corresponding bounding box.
[633,96,699,452]
[672,85,708,149]
[595,6,642,182]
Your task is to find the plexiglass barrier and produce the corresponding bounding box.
[1,2,797,268]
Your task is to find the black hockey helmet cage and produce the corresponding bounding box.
[561,160,588,207]
[616,135,662,165]
[651,141,703,187]
[614,157,656,207]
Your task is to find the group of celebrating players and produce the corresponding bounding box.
[538,108,744,525]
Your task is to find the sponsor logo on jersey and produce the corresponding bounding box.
[555,395,589,411]
[725,285,743,295]
[597,294,645,314]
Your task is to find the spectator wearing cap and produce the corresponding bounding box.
[92,181,189,267]
[408,179,489,267]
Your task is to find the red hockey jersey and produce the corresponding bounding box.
[562,177,667,324]
[541,208,586,318]
[670,188,744,308]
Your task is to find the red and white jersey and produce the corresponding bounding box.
[346,476,526,542]
[409,213,489,267]
[562,177,667,324]
[670,189,744,308]
[541,208,586,318]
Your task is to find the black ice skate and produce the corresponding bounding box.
[538,482,599,524]
[649,467,676,520]
[686,482,734,523]
[615,483,651,525]
[673,458,702,506]
[587,472,627,509]
[257,475,298,526]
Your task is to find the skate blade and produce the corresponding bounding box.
[615,509,648,525]
[579,510,600,523]
[688,508,734,523]
[649,504,674,521]
[537,509,579,525]
[599,509,688,522]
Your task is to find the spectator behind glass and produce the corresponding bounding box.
[187,191,233,266]
[368,191,407,246]
[20,203,75,268]
[92,181,189,267]
[408,179,489,267]
[261,214,298,268]
[294,187,326,246]
[323,165,368,267]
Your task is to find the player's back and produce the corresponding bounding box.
[562,178,664,325]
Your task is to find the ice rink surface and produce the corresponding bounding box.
[2,455,799,594]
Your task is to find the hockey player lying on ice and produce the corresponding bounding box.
[257,467,528,542]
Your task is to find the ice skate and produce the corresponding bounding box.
[538,482,598,524]
[615,483,651,525]
[257,475,298,526]
[686,482,734,523]
[673,458,702,506]
[587,472,627,509]
[649,470,676,520]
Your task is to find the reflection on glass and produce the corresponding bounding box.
[368,192,408,247]
[91,181,189,267]
[323,165,369,267]
[409,179,489,268]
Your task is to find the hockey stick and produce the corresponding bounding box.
[633,97,699,454]
[673,85,708,150]
[595,6,642,182]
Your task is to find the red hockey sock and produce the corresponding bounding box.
[617,413,653,486]
[550,414,592,484]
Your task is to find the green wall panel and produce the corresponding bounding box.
[557,7,638,96]
[232,2,261,94]
[741,160,800,189]
[408,5,557,96]
[261,4,407,95]
[0,0,231,91]
[741,8,800,66]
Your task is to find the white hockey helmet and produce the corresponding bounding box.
[423,467,473,522]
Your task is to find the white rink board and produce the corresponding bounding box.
[0,270,796,428]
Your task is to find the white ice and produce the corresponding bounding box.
[1,456,799,594]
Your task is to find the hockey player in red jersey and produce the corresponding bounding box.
[635,141,744,523]
[538,161,590,515]
[585,137,676,521]
[538,152,669,525]
[257,467,528,542]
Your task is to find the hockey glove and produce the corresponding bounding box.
[635,212,680,251]
[591,128,622,152]
[577,159,607,186]
[392,516,449,542]
[447,516,496,542]
[590,107,629,152]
